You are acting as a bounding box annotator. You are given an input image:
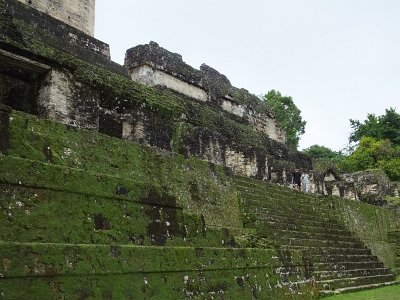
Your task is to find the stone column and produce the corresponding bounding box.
[0,74,6,104]
[0,104,11,154]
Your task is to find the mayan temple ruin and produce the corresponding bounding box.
[1,0,400,298]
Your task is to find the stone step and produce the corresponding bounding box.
[0,241,310,299]
[318,280,400,297]
[243,210,344,230]
[278,245,372,256]
[236,185,333,208]
[234,176,311,193]
[234,178,265,189]
[240,197,337,219]
[317,274,396,291]
[0,183,241,248]
[237,186,330,209]
[234,178,324,203]
[264,220,352,237]
[242,206,338,226]
[236,183,322,199]
[0,241,289,276]
[240,199,337,222]
[271,236,366,249]
[310,254,379,264]
[259,228,359,244]
[240,196,334,218]
[314,261,385,272]
[314,268,392,280]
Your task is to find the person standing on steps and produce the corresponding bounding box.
[301,170,310,193]
[291,168,302,190]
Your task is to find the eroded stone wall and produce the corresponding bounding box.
[37,68,100,130]
[1,0,311,186]
[4,1,400,297]
[125,42,287,144]
[17,0,95,36]
[130,65,208,102]
[334,194,400,269]
[310,169,399,205]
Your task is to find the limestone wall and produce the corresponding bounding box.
[1,0,311,185]
[37,68,100,130]
[333,195,400,270]
[16,0,95,36]
[4,0,111,60]
[125,42,287,144]
[309,169,400,206]
[130,65,208,102]
[4,1,400,297]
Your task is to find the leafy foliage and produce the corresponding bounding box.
[303,145,343,160]
[263,90,306,149]
[340,136,400,181]
[350,108,400,146]
[302,144,345,176]
[379,158,400,182]
[341,137,392,172]
[327,108,400,181]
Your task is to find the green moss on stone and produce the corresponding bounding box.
[332,195,400,270]
[6,111,243,229]
[0,242,313,299]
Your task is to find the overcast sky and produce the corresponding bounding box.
[95,0,400,151]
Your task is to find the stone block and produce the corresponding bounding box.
[16,0,95,36]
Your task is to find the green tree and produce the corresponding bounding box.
[303,144,342,160]
[302,144,345,176]
[263,90,306,149]
[344,108,400,180]
[378,158,400,181]
[350,108,400,146]
[341,136,393,173]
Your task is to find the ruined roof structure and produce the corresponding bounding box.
[1,0,400,298]
[125,41,287,144]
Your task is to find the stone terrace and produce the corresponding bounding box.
[1,106,399,298]
[0,106,316,299]
[1,0,400,298]
[234,176,398,296]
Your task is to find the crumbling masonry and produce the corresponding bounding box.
[1,0,400,298]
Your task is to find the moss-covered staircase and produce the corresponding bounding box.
[234,176,398,296]
[0,106,399,298]
[0,107,320,299]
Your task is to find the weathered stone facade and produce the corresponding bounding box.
[309,169,399,206]
[121,42,305,180]
[5,0,397,204]
[16,0,95,36]
[341,170,392,203]
[1,0,311,183]
[2,1,400,298]
[125,42,287,144]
